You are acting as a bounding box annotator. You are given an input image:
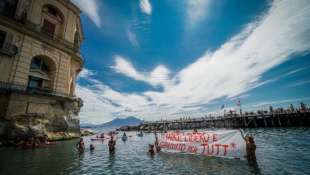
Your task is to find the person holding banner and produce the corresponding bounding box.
[154,131,161,153]
[148,144,155,156]
[240,129,256,161]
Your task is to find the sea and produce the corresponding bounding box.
[0,127,309,175]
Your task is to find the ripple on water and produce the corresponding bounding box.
[0,128,310,175]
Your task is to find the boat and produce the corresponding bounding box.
[121,132,128,141]
[121,135,128,141]
[137,131,143,137]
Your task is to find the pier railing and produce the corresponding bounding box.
[132,106,310,130]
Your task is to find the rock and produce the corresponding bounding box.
[81,129,95,136]
[0,93,83,145]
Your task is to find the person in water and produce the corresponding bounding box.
[108,136,116,154]
[148,144,155,156]
[154,132,161,153]
[123,132,127,137]
[76,138,85,153]
[240,129,256,161]
[39,135,50,145]
[90,144,95,151]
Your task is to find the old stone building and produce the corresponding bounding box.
[0,0,84,142]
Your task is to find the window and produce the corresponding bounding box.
[0,1,6,15]
[0,30,6,48]
[74,31,80,50]
[30,57,41,69]
[0,0,18,18]
[42,19,56,36]
[47,6,57,17]
[30,57,49,73]
[28,76,43,89]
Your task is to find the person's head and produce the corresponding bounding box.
[79,138,83,142]
[248,136,255,144]
[149,144,154,150]
[111,136,114,141]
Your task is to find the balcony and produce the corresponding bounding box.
[0,43,18,56]
[0,81,73,99]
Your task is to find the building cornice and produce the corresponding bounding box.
[0,16,83,66]
[58,0,82,16]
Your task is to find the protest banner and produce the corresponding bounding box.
[158,130,246,159]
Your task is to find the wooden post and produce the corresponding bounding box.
[277,114,282,127]
[263,115,267,127]
[286,115,291,126]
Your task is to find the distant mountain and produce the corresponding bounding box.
[82,116,142,131]
[80,123,96,129]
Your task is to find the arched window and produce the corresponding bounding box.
[27,56,56,91]
[74,31,80,50]
[41,4,64,37]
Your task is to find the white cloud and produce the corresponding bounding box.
[286,80,310,88]
[78,68,95,79]
[78,0,310,123]
[140,0,152,15]
[186,0,211,29]
[72,0,101,27]
[127,29,140,48]
[111,55,171,89]
[76,79,152,124]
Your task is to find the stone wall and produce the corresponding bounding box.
[0,93,82,143]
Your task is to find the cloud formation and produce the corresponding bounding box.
[140,0,152,15]
[77,0,310,123]
[127,30,140,48]
[111,55,171,89]
[186,0,211,29]
[72,0,101,27]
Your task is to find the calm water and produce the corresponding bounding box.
[0,128,310,175]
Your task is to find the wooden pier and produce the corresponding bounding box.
[119,111,310,131]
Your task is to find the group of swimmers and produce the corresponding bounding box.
[76,134,116,154]
[76,129,256,162]
[13,135,50,149]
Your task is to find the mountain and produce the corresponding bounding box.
[84,116,142,131]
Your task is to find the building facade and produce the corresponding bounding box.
[0,0,84,142]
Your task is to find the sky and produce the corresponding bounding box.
[72,0,310,124]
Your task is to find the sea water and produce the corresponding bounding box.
[0,128,309,175]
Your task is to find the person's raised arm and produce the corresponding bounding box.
[239,129,246,140]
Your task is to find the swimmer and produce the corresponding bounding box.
[76,138,85,153]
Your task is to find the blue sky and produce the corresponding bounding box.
[72,0,310,124]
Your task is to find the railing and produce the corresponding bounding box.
[142,109,310,125]
[0,81,74,99]
[0,43,18,56]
